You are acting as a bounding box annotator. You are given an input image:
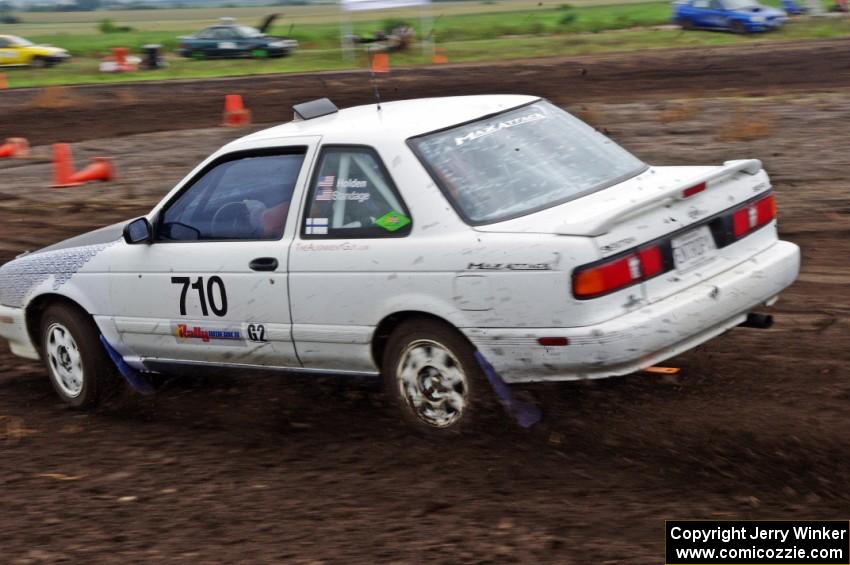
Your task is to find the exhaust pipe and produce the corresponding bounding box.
[739,313,774,329]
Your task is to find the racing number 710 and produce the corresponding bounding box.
[170,276,228,317]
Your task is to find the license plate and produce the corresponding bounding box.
[671,226,716,272]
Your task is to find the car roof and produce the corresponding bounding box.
[235,94,540,147]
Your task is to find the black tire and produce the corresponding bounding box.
[40,303,122,408]
[382,318,495,434]
[679,18,695,30]
[29,56,48,69]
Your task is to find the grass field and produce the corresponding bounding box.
[1,0,848,88]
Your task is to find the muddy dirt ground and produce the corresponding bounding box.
[1,43,849,563]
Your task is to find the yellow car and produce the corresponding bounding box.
[0,35,70,68]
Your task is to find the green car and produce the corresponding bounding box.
[177,16,297,60]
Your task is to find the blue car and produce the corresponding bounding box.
[673,0,787,33]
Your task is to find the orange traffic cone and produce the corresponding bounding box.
[431,48,448,65]
[222,94,251,127]
[0,137,29,159]
[52,144,115,188]
[0,74,7,90]
[70,157,114,185]
[52,143,80,187]
[370,52,390,74]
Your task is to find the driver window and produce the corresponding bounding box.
[157,149,306,242]
[214,28,237,39]
[694,0,710,7]
[710,0,723,8]
[0,39,9,48]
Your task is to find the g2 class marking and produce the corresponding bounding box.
[171,276,228,317]
[246,323,267,343]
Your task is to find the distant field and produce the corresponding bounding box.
[4,0,661,32]
[0,0,847,88]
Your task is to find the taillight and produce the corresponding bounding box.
[732,194,776,238]
[573,243,666,299]
[573,191,776,300]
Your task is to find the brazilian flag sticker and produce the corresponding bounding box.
[375,210,411,232]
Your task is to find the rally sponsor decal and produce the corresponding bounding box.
[454,112,546,146]
[375,210,411,232]
[173,323,244,345]
[466,262,551,271]
[296,241,370,252]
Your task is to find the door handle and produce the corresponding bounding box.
[249,257,278,271]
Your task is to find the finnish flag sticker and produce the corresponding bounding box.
[306,217,328,235]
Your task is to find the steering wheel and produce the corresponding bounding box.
[211,201,252,238]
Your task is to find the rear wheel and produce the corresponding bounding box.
[40,303,121,408]
[382,319,494,434]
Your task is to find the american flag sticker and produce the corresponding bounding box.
[306,217,329,235]
[316,175,335,201]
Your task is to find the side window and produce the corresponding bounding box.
[197,27,216,39]
[0,39,9,48]
[157,149,306,242]
[214,28,238,40]
[693,0,709,7]
[301,147,412,239]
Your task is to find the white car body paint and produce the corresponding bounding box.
[0,95,800,382]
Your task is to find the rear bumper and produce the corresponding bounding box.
[0,304,39,360]
[467,240,800,383]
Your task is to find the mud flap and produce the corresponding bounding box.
[99,335,155,395]
[474,351,542,428]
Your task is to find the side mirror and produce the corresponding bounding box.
[123,217,153,244]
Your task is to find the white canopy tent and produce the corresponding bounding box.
[339,0,433,60]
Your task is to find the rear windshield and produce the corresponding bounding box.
[408,100,646,225]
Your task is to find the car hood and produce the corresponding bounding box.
[32,45,68,55]
[26,221,125,257]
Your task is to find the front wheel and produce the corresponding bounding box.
[730,19,748,34]
[29,56,48,68]
[40,303,121,408]
[382,319,494,434]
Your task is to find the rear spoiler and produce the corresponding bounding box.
[555,159,762,237]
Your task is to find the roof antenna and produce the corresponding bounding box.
[369,49,389,111]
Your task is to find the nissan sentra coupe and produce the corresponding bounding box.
[0,95,800,432]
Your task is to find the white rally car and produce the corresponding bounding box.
[0,95,800,432]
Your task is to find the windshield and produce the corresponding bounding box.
[237,26,262,37]
[408,100,646,224]
[9,36,34,46]
[722,0,760,9]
